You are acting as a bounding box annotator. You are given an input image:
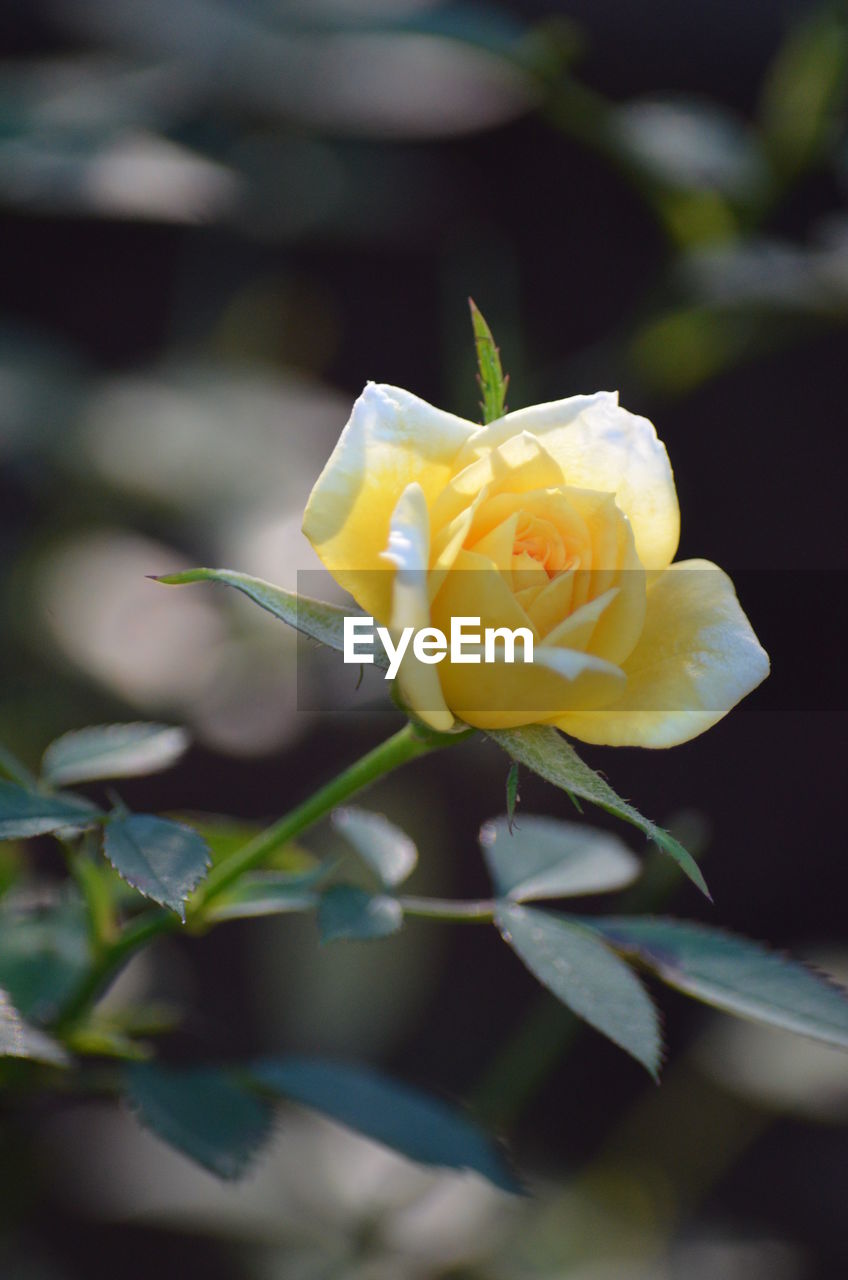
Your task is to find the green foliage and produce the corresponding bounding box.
[496,904,663,1078]
[332,806,418,887]
[123,1054,521,1192]
[506,762,520,831]
[317,885,403,942]
[0,892,90,1023]
[480,814,639,901]
[759,10,848,177]
[0,990,69,1066]
[156,568,388,667]
[126,1063,274,1180]
[204,871,320,922]
[0,743,38,789]
[42,723,189,787]
[2,0,848,1232]
[0,990,20,1055]
[469,298,509,423]
[251,1057,520,1193]
[489,725,709,897]
[1,696,846,1188]
[593,917,848,1051]
[0,780,101,840]
[103,814,211,920]
[171,816,315,874]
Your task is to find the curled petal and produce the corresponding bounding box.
[555,560,770,747]
[382,484,455,733]
[430,430,564,534]
[457,392,680,570]
[438,644,625,731]
[430,547,536,640]
[303,383,475,619]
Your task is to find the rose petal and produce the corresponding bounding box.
[381,483,455,733]
[303,383,475,619]
[555,560,770,747]
[439,643,625,730]
[430,548,536,640]
[541,586,620,652]
[457,392,679,571]
[430,430,564,533]
[468,510,521,581]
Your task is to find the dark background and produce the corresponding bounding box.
[0,2,846,1277]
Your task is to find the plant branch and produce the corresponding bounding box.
[53,721,458,1033]
[400,896,496,923]
[192,722,445,911]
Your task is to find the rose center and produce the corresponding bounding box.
[513,514,576,578]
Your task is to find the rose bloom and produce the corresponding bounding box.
[303,384,768,745]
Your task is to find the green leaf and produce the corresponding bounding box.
[66,1025,148,1061]
[103,815,211,920]
[0,780,101,840]
[126,1063,274,1180]
[250,1057,520,1193]
[204,871,320,922]
[469,298,509,424]
[480,815,640,902]
[0,892,90,1023]
[0,743,38,789]
[593,917,848,1051]
[332,807,418,887]
[759,12,848,177]
[0,989,69,1066]
[496,904,662,1077]
[506,762,519,832]
[0,989,22,1054]
[166,815,315,874]
[154,568,387,667]
[488,725,709,898]
[42,723,189,787]
[317,885,403,942]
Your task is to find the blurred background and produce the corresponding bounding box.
[1,0,847,1276]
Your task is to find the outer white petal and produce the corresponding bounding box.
[381,482,455,733]
[455,391,679,570]
[303,383,476,619]
[556,559,770,747]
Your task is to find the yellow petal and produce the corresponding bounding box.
[455,392,679,570]
[382,483,455,733]
[469,511,520,582]
[555,560,769,747]
[428,549,625,729]
[541,586,620,652]
[468,487,590,559]
[554,489,647,665]
[438,643,625,730]
[514,581,549,613]
[430,431,564,534]
[428,483,491,603]
[303,383,475,619]
[430,548,535,640]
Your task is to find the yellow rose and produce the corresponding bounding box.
[303,384,768,745]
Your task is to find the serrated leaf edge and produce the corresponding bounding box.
[103,816,211,922]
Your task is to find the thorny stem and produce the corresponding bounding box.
[53,721,456,1032]
[194,723,439,909]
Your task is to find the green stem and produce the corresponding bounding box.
[193,722,438,911]
[61,836,116,955]
[400,896,496,923]
[54,908,174,1032]
[54,721,450,1031]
